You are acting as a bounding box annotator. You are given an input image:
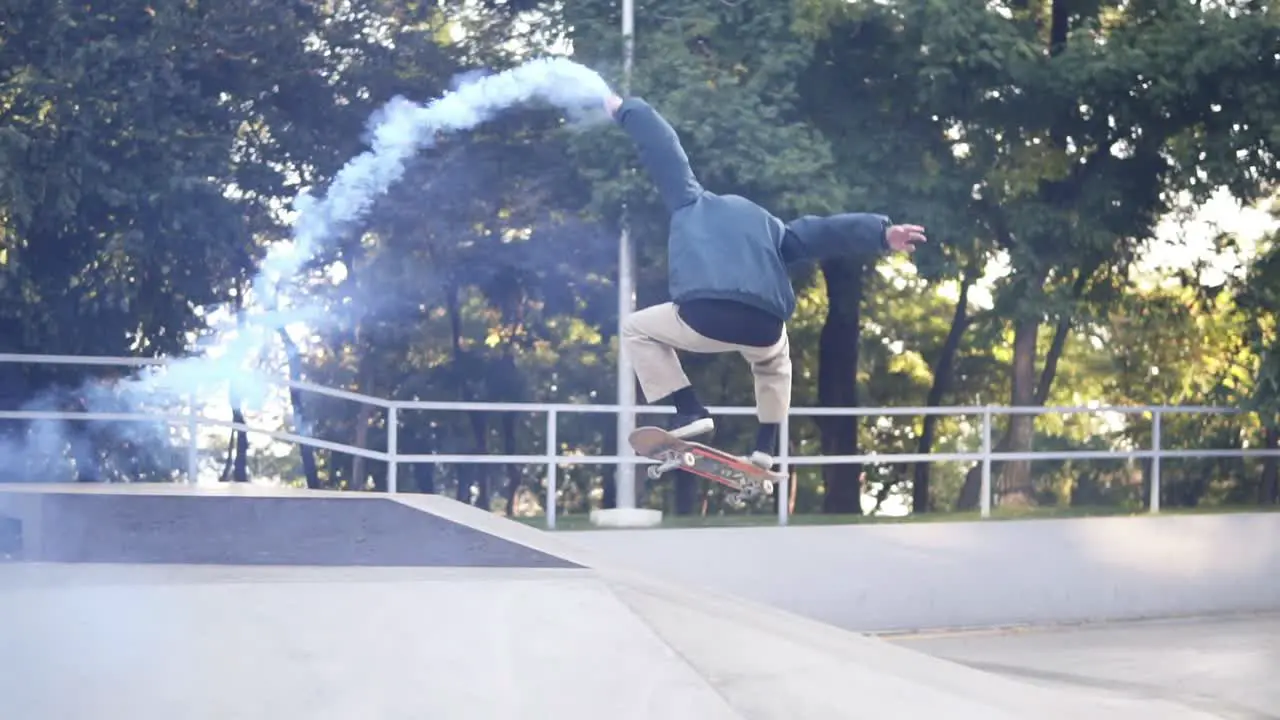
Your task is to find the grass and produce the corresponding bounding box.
[510,503,1280,532]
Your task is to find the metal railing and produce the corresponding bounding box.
[1,353,1276,528]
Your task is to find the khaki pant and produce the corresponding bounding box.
[621,302,791,423]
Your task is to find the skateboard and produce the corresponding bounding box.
[628,426,783,506]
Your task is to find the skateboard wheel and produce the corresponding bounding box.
[682,452,696,467]
[762,480,774,495]
[646,465,663,480]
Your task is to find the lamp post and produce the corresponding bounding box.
[615,0,637,511]
[592,0,662,527]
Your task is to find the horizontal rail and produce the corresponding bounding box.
[3,352,1269,529]
[398,452,985,465]
[0,410,390,462]
[0,353,172,368]
[281,378,395,409]
[195,416,391,462]
[1159,448,1280,459]
[0,353,393,409]
[395,448,1280,466]
[389,401,1237,416]
[0,410,176,424]
[3,408,1272,468]
[400,454,573,465]
[0,352,1246,417]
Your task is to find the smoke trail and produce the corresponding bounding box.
[6,56,615,482]
[257,56,612,308]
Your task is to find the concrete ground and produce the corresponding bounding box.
[889,613,1280,720]
[0,484,1264,719]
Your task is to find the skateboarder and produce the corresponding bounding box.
[604,93,927,470]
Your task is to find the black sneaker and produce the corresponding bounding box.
[668,412,714,440]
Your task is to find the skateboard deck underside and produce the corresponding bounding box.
[628,426,780,501]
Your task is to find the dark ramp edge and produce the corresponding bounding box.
[21,493,581,568]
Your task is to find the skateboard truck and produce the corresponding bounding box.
[646,448,696,480]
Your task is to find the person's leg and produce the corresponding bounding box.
[738,327,792,468]
[621,303,732,439]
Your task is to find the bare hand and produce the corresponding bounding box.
[604,94,623,117]
[886,224,927,252]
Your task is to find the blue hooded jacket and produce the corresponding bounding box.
[615,97,891,321]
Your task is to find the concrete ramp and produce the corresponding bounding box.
[0,485,1226,719]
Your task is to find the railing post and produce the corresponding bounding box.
[186,392,199,484]
[980,405,992,518]
[386,405,399,494]
[1150,409,1162,514]
[778,414,790,527]
[546,410,558,530]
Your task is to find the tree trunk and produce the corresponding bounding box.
[220,287,250,484]
[445,282,489,507]
[474,414,492,508]
[1262,426,1279,505]
[969,0,1075,510]
[350,403,373,492]
[818,258,865,514]
[1000,315,1040,506]
[220,431,235,481]
[70,425,100,483]
[453,412,490,506]
[414,461,437,494]
[233,416,249,482]
[955,312,1075,510]
[501,412,522,516]
[1001,261,1089,506]
[278,328,320,489]
[673,470,698,515]
[954,260,1089,510]
[219,406,249,483]
[600,423,618,509]
[219,380,249,483]
[913,270,975,513]
[455,466,473,504]
[348,300,381,492]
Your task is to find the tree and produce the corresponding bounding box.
[796,1,1002,513]
[1236,215,1280,504]
[862,0,1280,509]
[0,0,390,481]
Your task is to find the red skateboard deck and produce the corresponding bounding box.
[628,426,781,503]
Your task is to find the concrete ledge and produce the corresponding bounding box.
[567,512,1280,633]
[589,507,664,528]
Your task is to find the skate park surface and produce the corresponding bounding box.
[0,484,1274,719]
[889,614,1280,720]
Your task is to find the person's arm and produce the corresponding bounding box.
[607,95,703,212]
[780,214,925,264]
[780,213,890,265]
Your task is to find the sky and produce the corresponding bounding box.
[1143,188,1276,283]
[925,187,1278,313]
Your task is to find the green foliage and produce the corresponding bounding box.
[3,0,1277,514]
[1237,221,1280,428]
[0,0,422,480]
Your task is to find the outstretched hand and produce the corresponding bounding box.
[886,224,927,253]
